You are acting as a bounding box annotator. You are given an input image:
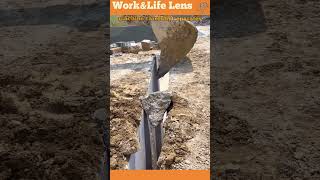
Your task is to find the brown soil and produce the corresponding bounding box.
[160,33,210,169]
[110,52,150,170]
[110,73,148,169]
[0,1,106,179]
[213,0,320,179]
[157,94,196,169]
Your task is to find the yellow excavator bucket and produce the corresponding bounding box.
[151,20,198,78]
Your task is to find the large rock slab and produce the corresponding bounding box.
[140,91,172,127]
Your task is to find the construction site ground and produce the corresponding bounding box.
[0,1,106,179]
[110,25,210,169]
[213,0,320,179]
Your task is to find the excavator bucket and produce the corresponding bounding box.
[151,20,198,78]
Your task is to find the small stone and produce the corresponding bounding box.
[175,157,183,163]
[294,151,304,160]
[181,145,188,151]
[113,53,122,57]
[110,156,117,169]
[110,47,122,54]
[121,42,132,53]
[128,43,142,54]
[151,41,160,50]
[141,39,152,51]
[166,153,176,165]
[93,108,107,121]
[110,43,117,48]
[115,42,126,47]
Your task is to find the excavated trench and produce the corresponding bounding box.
[110,24,210,170]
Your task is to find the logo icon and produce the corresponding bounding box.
[199,2,208,10]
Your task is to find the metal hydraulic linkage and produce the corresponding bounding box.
[128,55,168,170]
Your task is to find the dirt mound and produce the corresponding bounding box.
[213,109,253,148]
[110,83,145,169]
[110,72,148,169]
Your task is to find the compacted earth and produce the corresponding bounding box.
[213,0,320,179]
[0,1,107,179]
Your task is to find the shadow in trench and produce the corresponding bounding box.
[0,2,106,32]
[213,0,267,38]
[111,56,193,74]
[111,61,152,71]
[171,57,194,74]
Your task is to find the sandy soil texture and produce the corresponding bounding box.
[110,52,153,169]
[0,1,107,179]
[110,25,210,170]
[213,0,320,179]
[161,31,210,169]
[110,71,148,169]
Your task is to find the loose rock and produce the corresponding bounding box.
[111,47,122,54]
[140,91,172,127]
[141,39,152,51]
